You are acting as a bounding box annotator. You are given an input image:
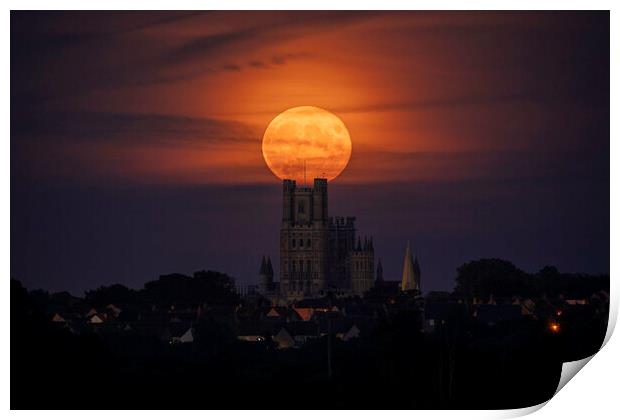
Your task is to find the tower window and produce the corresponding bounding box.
[307,238,311,248]
[298,200,305,214]
[292,238,296,248]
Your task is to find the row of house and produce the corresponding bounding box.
[46,288,609,349]
[422,290,610,333]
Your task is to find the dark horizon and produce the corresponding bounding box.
[11,11,610,295]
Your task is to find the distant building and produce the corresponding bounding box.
[170,325,194,344]
[260,178,375,302]
[424,301,458,333]
[273,328,295,349]
[51,313,66,323]
[293,307,315,322]
[105,304,122,319]
[342,324,361,342]
[87,313,106,324]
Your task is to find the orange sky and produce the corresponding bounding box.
[12,11,606,187]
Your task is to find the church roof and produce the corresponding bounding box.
[273,328,295,348]
[294,307,315,321]
[266,307,281,317]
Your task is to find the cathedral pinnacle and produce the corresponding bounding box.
[401,241,420,292]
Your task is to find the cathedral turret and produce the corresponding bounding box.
[266,256,274,279]
[376,258,384,282]
[413,256,421,292]
[282,179,296,224]
[259,255,274,294]
[351,235,375,296]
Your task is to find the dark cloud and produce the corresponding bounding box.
[221,64,241,72]
[335,93,539,114]
[130,52,314,86]
[9,11,206,72]
[270,52,313,65]
[10,11,206,42]
[11,110,264,186]
[11,11,363,103]
[249,60,265,68]
[162,11,376,65]
[12,110,259,147]
[352,146,609,185]
[110,11,207,35]
[163,26,261,64]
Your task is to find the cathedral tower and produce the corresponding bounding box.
[280,178,329,300]
[272,178,377,302]
[376,258,384,282]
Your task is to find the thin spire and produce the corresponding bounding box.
[401,241,416,291]
[376,258,384,282]
[266,256,274,276]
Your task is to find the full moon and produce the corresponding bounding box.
[262,106,352,183]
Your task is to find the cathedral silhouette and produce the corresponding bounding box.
[260,178,420,303]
